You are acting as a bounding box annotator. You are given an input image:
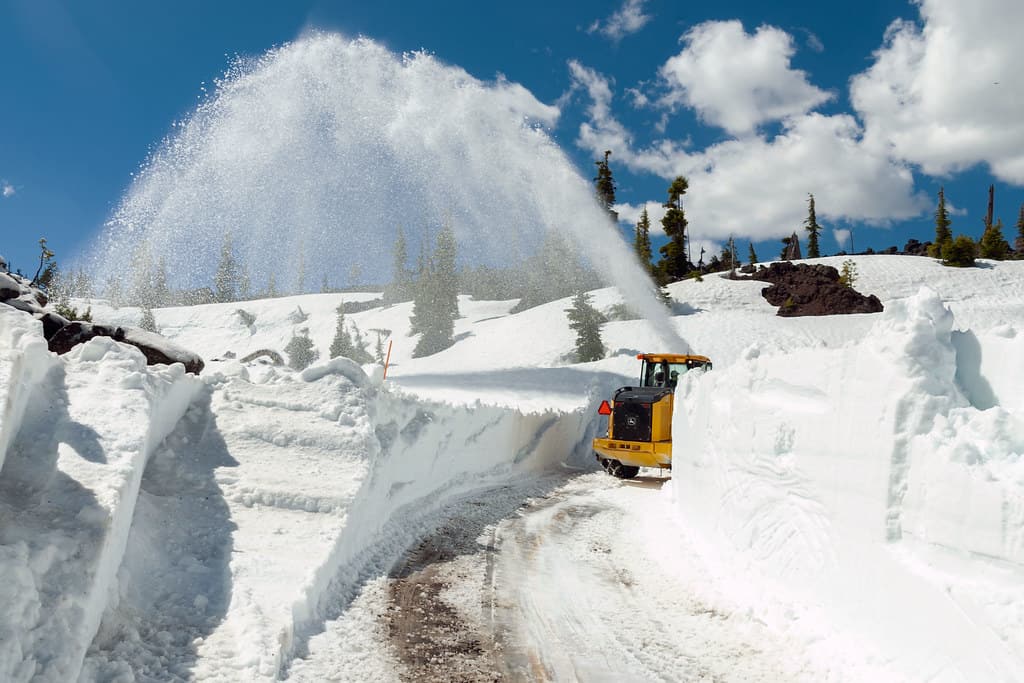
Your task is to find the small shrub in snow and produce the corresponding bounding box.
[839,260,858,288]
[235,309,256,327]
[941,235,977,268]
[288,305,309,324]
[285,329,319,370]
[54,302,92,322]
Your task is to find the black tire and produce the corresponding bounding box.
[602,459,640,480]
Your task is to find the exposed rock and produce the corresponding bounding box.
[2,270,204,373]
[744,262,884,317]
[121,328,205,375]
[47,322,204,374]
[35,311,71,339]
[0,272,21,300]
[781,232,803,261]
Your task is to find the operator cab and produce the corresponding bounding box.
[638,354,712,389]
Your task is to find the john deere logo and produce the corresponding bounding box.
[626,416,637,427]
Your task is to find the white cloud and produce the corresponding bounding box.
[851,0,1024,184]
[587,0,652,42]
[1,182,14,198]
[658,20,833,136]
[570,61,927,243]
[568,60,695,178]
[615,201,668,234]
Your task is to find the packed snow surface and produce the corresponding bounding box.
[0,255,1022,681]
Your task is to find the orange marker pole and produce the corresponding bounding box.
[382,339,393,380]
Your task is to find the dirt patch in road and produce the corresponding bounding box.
[386,520,503,682]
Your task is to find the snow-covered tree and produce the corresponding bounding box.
[285,328,319,370]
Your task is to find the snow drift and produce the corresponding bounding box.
[671,286,1024,681]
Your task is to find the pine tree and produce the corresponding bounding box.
[139,307,158,332]
[657,176,690,280]
[215,234,239,303]
[285,329,319,370]
[748,242,759,266]
[633,207,653,273]
[386,226,413,303]
[979,218,1010,260]
[265,272,278,298]
[129,242,156,307]
[1016,203,1024,257]
[329,303,373,363]
[410,222,459,357]
[928,187,953,258]
[152,257,169,306]
[565,290,606,363]
[804,194,822,258]
[594,150,617,220]
[942,235,977,267]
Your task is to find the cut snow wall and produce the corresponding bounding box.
[277,364,596,674]
[670,287,1024,679]
[0,333,204,683]
[0,309,60,474]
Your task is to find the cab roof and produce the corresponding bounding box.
[636,353,712,364]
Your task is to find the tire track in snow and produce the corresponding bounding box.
[372,473,819,682]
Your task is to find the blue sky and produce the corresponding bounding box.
[2,0,1023,274]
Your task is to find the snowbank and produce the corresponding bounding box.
[670,287,1024,680]
[0,326,204,682]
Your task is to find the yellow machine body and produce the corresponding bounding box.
[592,353,712,475]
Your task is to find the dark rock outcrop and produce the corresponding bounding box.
[47,322,205,374]
[2,271,204,374]
[744,262,884,317]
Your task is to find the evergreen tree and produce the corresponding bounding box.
[294,245,306,295]
[386,226,413,303]
[594,150,617,220]
[285,329,319,370]
[139,307,158,332]
[1016,203,1024,257]
[748,242,759,266]
[215,234,239,303]
[265,273,278,298]
[329,303,373,363]
[942,235,977,267]
[565,290,605,363]
[804,194,822,258]
[979,218,1010,260]
[129,242,156,307]
[410,222,459,357]
[152,257,169,306]
[633,207,653,273]
[657,176,690,280]
[238,266,252,301]
[928,187,953,258]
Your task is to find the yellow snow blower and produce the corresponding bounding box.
[592,353,712,479]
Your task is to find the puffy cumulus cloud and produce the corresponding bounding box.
[682,114,927,241]
[570,61,927,243]
[852,0,1024,184]
[615,201,668,234]
[1,181,14,198]
[658,20,833,136]
[568,60,694,178]
[587,0,652,42]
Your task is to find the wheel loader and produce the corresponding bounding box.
[592,353,712,479]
